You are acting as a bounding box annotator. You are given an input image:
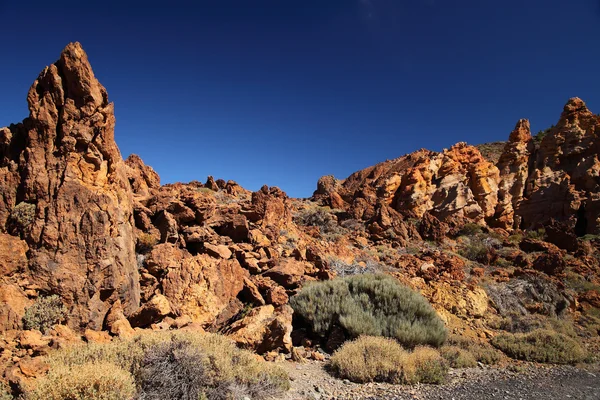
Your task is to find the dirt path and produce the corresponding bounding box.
[280,361,600,400]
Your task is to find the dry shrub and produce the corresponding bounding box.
[440,345,477,368]
[491,329,587,364]
[24,362,135,400]
[28,331,289,400]
[291,274,447,348]
[0,382,11,400]
[137,232,158,253]
[330,336,448,384]
[447,334,502,365]
[405,347,448,384]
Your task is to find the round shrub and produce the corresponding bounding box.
[290,274,447,348]
[491,329,587,364]
[23,295,66,333]
[405,346,448,384]
[330,336,448,384]
[440,345,477,368]
[25,362,136,400]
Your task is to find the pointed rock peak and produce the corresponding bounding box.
[57,42,108,109]
[508,119,532,142]
[562,97,592,118]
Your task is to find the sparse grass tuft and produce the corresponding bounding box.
[290,274,447,348]
[491,329,586,364]
[330,336,448,384]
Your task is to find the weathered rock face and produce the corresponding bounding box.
[314,143,500,227]
[517,98,600,233]
[493,119,534,230]
[313,98,599,236]
[0,42,139,330]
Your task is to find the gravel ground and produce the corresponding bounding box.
[281,361,600,400]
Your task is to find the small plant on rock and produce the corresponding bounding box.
[8,201,35,233]
[23,295,66,333]
[137,232,158,253]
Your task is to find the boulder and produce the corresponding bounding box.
[129,294,171,328]
[223,305,293,354]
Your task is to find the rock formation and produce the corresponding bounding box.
[0,43,598,384]
[0,42,139,331]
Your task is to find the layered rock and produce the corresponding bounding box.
[0,42,139,330]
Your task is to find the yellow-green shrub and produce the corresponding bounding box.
[27,331,289,400]
[491,329,586,364]
[291,274,447,348]
[330,336,448,384]
[440,345,477,368]
[25,362,135,400]
[447,334,502,365]
[405,346,448,384]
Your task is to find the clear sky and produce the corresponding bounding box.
[1,1,599,198]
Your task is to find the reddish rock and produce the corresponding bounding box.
[0,42,140,330]
[204,243,233,259]
[223,305,293,354]
[129,294,171,328]
[0,284,32,331]
[262,258,308,288]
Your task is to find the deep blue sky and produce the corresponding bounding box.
[1,1,599,197]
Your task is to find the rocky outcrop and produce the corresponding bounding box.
[516,98,600,233]
[493,119,534,230]
[313,98,599,237]
[0,42,139,330]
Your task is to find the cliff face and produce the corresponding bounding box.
[315,98,600,236]
[516,98,600,233]
[0,43,139,330]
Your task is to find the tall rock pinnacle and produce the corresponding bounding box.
[0,42,139,330]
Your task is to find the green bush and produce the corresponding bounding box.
[9,202,35,232]
[330,336,448,384]
[31,331,289,400]
[525,228,546,240]
[24,362,135,400]
[290,274,447,348]
[440,345,477,368]
[23,295,66,333]
[294,206,341,235]
[491,329,586,364]
[459,223,483,236]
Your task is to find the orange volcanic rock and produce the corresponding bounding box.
[0,42,139,330]
[493,119,534,229]
[517,98,600,232]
